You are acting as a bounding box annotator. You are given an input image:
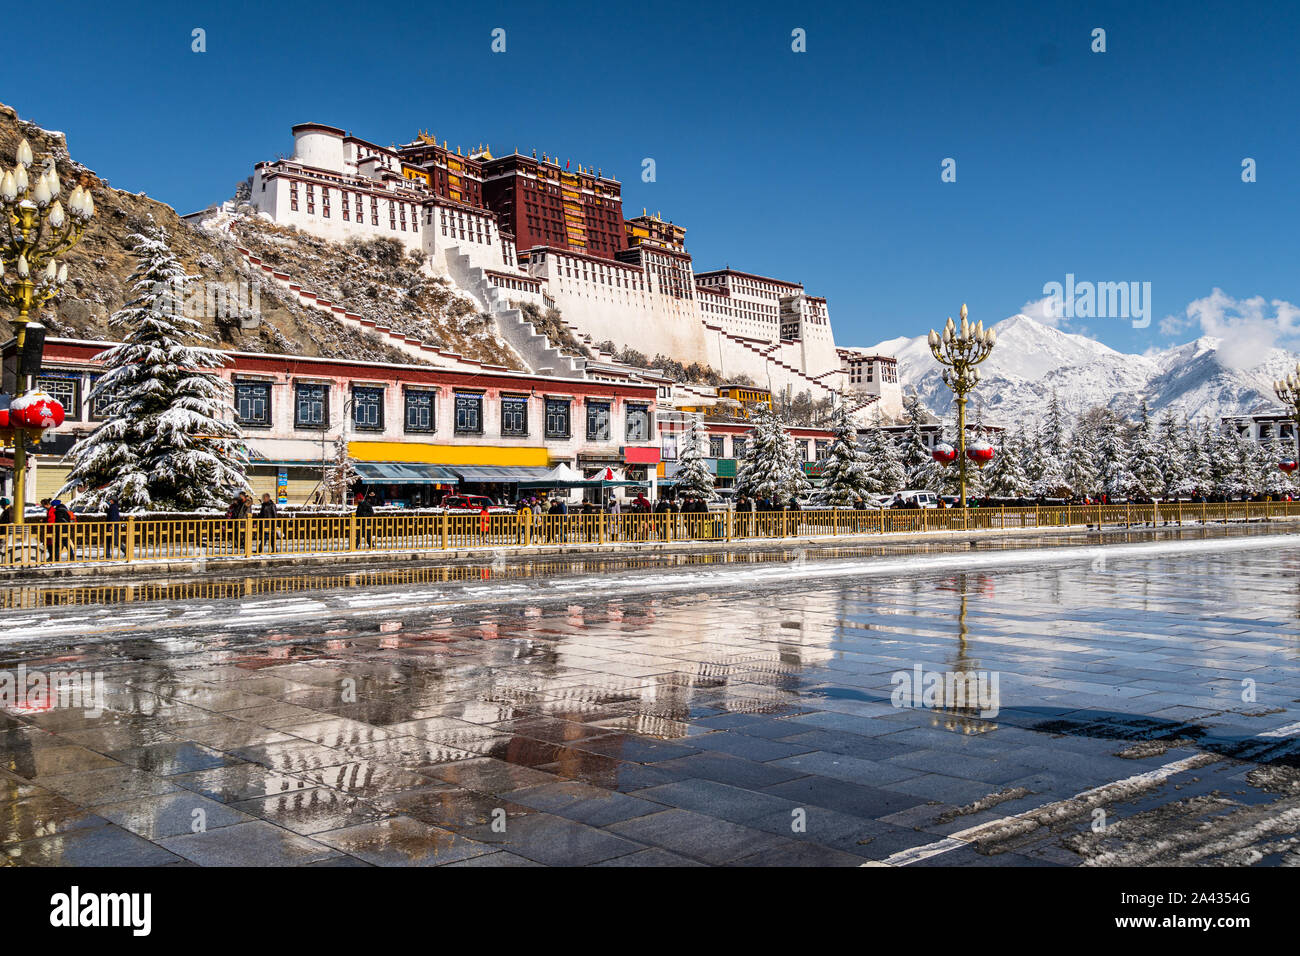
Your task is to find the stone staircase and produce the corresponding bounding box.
[443,246,588,378]
[233,246,515,373]
[702,321,841,401]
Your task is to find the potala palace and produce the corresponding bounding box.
[240,122,901,421]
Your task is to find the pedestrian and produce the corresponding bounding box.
[105,495,127,558]
[258,493,278,553]
[48,497,77,562]
[0,496,11,525]
[355,491,376,548]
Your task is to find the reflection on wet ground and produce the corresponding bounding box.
[2,525,1300,866]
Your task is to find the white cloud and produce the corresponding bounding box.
[1020,294,1065,328]
[1176,288,1300,370]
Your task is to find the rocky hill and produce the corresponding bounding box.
[0,102,521,370]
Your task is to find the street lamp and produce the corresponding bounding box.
[1273,363,1300,459]
[927,304,996,508]
[1,138,95,525]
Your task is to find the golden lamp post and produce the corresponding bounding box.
[927,304,996,508]
[0,137,95,525]
[1273,363,1300,458]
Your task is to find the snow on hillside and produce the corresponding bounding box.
[860,313,1294,423]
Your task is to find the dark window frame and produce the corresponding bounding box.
[500,395,529,437]
[454,392,484,435]
[234,380,272,428]
[586,400,611,442]
[35,373,81,423]
[625,403,651,443]
[403,388,436,434]
[294,382,329,431]
[351,385,385,432]
[544,398,571,439]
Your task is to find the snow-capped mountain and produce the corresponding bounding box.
[862,313,1296,424]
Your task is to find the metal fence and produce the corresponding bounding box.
[1,500,1295,570]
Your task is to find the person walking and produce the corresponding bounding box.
[257,493,278,553]
[48,498,77,562]
[355,491,376,548]
[105,495,127,558]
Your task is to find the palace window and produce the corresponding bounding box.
[294,383,329,430]
[586,401,611,442]
[404,389,435,433]
[709,436,725,458]
[732,437,747,459]
[454,393,483,435]
[35,374,80,422]
[625,404,651,442]
[352,386,384,432]
[501,396,528,437]
[234,380,272,428]
[88,374,120,421]
[545,398,570,439]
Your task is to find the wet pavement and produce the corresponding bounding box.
[3,525,1300,866]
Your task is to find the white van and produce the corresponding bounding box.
[887,489,939,509]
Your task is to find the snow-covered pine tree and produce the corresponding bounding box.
[984,426,1034,499]
[1260,432,1294,498]
[1065,416,1101,498]
[1031,419,1071,498]
[1095,410,1133,499]
[1209,424,1244,498]
[860,411,907,497]
[323,437,361,505]
[1185,419,1215,495]
[899,392,933,487]
[60,226,248,511]
[674,416,717,500]
[735,405,810,502]
[1126,400,1165,499]
[814,407,869,505]
[1156,410,1195,498]
[1043,391,1066,456]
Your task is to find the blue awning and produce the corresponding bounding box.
[452,465,557,483]
[354,462,459,485]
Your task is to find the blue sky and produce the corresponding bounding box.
[3,0,1297,355]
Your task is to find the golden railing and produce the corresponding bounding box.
[1,501,1296,570]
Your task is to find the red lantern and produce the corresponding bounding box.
[11,389,65,430]
[1280,460,1297,475]
[966,441,995,468]
[931,442,957,465]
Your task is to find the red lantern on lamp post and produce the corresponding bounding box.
[1279,460,1297,475]
[931,442,957,466]
[966,440,995,469]
[11,389,65,431]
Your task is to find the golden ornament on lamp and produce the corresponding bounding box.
[927,304,996,508]
[1,138,95,525]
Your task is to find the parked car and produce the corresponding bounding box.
[882,490,939,509]
[442,495,509,512]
